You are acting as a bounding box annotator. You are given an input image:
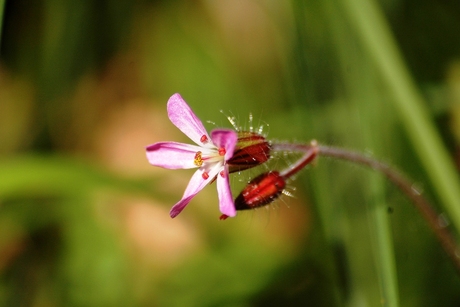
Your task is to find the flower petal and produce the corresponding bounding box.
[146,142,203,169]
[169,194,196,218]
[210,129,238,161]
[216,166,236,217]
[167,94,211,146]
[169,166,220,218]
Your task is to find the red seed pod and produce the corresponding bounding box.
[234,171,286,210]
[227,131,271,173]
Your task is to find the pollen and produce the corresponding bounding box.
[200,135,209,143]
[218,147,226,156]
[194,151,203,167]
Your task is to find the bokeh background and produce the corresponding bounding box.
[1,0,460,306]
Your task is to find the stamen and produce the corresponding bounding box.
[194,152,203,167]
[219,214,229,220]
[218,147,226,156]
[202,172,210,180]
[219,170,226,178]
[200,135,209,143]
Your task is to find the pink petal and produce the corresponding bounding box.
[216,166,236,217]
[146,142,203,169]
[169,166,220,218]
[167,94,211,146]
[210,129,237,161]
[169,194,197,218]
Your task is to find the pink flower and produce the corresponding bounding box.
[146,94,237,218]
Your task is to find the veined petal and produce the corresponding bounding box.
[146,142,203,169]
[217,166,236,217]
[170,167,218,218]
[210,129,238,161]
[167,94,211,146]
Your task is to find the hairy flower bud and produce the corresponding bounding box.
[227,131,271,173]
[234,171,286,210]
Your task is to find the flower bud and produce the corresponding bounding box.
[234,171,286,210]
[227,131,271,173]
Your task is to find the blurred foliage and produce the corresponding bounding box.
[1,0,460,306]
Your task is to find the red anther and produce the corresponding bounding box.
[202,172,210,180]
[200,135,209,143]
[234,171,286,210]
[219,170,226,178]
[218,147,226,156]
[219,214,229,220]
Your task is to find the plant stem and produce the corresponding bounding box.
[319,144,460,274]
[339,0,460,235]
[272,142,460,274]
[278,141,319,179]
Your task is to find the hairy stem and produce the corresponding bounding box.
[272,141,460,274]
[278,141,319,179]
[339,0,460,236]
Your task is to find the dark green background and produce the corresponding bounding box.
[1,1,460,306]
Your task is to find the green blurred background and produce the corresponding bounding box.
[1,0,460,306]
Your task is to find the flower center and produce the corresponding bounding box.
[193,147,226,168]
[194,151,203,167]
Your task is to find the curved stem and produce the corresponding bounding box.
[277,140,319,179]
[272,142,460,274]
[340,0,460,236]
